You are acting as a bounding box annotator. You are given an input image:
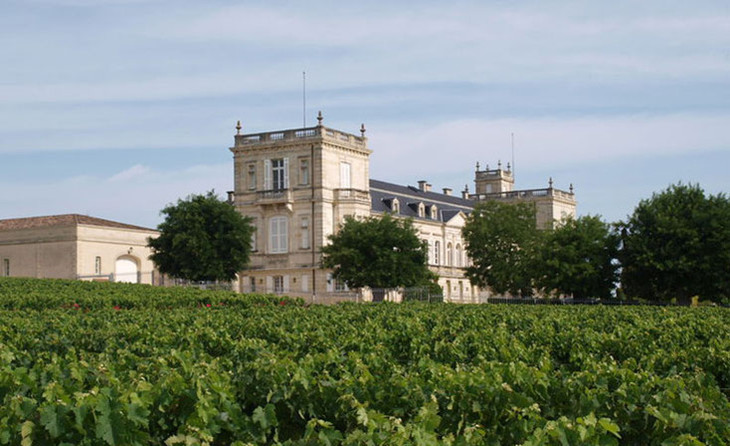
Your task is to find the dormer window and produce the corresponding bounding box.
[392,198,400,213]
[418,203,425,218]
[430,205,438,220]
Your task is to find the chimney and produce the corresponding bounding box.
[418,180,432,192]
[442,187,452,196]
[461,184,470,199]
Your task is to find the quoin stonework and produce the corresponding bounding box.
[230,114,576,302]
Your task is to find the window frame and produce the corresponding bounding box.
[269,216,288,254]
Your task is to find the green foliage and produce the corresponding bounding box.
[619,183,730,303]
[462,201,541,296]
[321,213,433,289]
[535,215,620,299]
[1,277,730,444]
[148,191,255,282]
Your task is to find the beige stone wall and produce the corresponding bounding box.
[0,223,157,283]
[76,225,157,284]
[0,225,78,279]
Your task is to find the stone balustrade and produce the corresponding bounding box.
[235,125,366,147]
[470,187,575,202]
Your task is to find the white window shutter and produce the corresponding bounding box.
[264,159,271,190]
[326,273,334,292]
[283,157,289,189]
[301,274,309,292]
[283,275,289,293]
[266,276,273,293]
[340,162,351,189]
[281,218,288,252]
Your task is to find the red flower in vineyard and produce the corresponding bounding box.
[113,305,121,311]
[279,301,286,306]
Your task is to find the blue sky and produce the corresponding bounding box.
[1,0,729,228]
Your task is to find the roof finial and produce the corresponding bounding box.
[507,162,511,172]
[360,123,366,137]
[498,160,502,170]
[464,184,469,192]
[235,120,242,135]
[569,183,574,194]
[476,161,480,171]
[317,110,323,126]
[549,177,554,188]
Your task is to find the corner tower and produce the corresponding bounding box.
[473,161,514,194]
[229,113,372,298]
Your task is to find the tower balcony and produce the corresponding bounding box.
[256,189,293,205]
[334,188,370,203]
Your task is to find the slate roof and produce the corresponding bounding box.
[0,214,156,232]
[369,179,474,223]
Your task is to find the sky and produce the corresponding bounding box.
[1,0,729,228]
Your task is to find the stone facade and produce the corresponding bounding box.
[230,116,577,302]
[0,214,158,283]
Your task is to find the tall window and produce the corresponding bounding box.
[455,244,462,267]
[340,162,351,189]
[447,243,453,267]
[273,275,284,293]
[2,259,8,276]
[434,241,440,265]
[249,276,256,292]
[247,163,256,190]
[269,216,288,253]
[299,158,310,185]
[272,159,286,190]
[95,256,102,275]
[264,158,289,190]
[300,217,310,249]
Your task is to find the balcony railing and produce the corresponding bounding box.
[256,189,292,204]
[334,188,370,202]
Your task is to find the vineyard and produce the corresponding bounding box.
[1,278,729,445]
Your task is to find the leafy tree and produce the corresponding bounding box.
[535,215,620,299]
[619,183,730,304]
[148,191,254,282]
[321,213,434,289]
[462,201,541,296]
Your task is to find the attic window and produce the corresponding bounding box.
[392,198,400,213]
[418,203,425,218]
[430,205,438,220]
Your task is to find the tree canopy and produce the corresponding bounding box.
[148,191,254,282]
[462,201,540,297]
[535,215,620,299]
[619,183,730,304]
[321,213,434,289]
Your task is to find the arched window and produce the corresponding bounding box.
[418,203,425,218]
[434,241,441,265]
[446,243,453,267]
[392,198,400,214]
[430,205,438,220]
[455,244,462,267]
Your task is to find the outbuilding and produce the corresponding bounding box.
[0,214,158,284]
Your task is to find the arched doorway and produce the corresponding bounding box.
[115,256,139,283]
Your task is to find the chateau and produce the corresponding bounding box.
[230,114,576,302]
